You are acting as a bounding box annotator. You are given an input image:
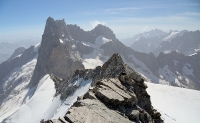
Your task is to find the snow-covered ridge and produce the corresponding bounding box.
[1,73,92,123]
[34,43,41,52]
[163,31,179,41]
[0,55,38,122]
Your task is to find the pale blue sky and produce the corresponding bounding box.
[0,0,200,42]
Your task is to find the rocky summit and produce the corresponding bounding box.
[30,17,84,88]
[44,54,163,123]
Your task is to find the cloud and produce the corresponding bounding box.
[90,20,107,28]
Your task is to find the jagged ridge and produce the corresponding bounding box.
[45,53,163,123]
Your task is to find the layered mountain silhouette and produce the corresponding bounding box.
[0,17,200,122]
[123,29,200,56]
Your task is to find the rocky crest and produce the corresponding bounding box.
[7,47,26,61]
[54,53,139,99]
[44,54,163,123]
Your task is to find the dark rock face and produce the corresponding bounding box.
[7,47,26,61]
[30,17,84,87]
[47,54,163,123]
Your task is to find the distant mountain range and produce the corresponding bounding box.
[0,40,39,64]
[0,17,200,122]
[121,29,200,56]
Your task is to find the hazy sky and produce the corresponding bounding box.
[0,0,200,42]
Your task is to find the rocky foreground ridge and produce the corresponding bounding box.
[44,54,163,123]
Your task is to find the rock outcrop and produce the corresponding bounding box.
[45,54,163,123]
[54,53,138,99]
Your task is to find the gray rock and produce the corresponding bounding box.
[49,54,163,123]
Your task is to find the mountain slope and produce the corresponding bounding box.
[0,40,38,64]
[67,24,200,90]
[121,29,166,47]
[154,30,200,55]
[0,45,39,122]
[0,46,38,96]
[7,47,26,61]
[129,29,190,54]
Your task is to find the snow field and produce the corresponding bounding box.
[146,82,200,123]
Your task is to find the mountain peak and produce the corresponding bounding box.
[44,17,68,37]
[101,53,137,77]
[102,53,123,69]
[7,47,26,61]
[91,24,116,40]
[29,17,84,88]
[47,16,54,22]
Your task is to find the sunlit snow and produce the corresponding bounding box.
[59,39,64,43]
[146,82,200,123]
[2,75,55,123]
[0,55,38,122]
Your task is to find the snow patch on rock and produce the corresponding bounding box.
[95,36,112,47]
[59,39,64,43]
[163,31,179,41]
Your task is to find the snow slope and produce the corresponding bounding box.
[1,74,92,123]
[2,75,56,123]
[0,55,38,122]
[146,82,200,123]
[50,78,92,119]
